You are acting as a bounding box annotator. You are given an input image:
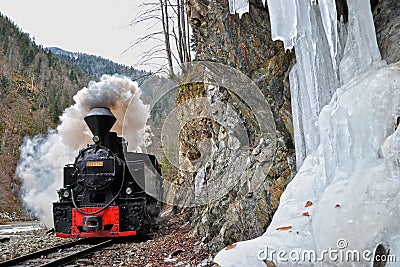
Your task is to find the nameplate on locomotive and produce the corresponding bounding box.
[86,161,104,167]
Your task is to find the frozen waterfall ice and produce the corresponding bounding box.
[217,0,400,266]
[338,0,381,85]
[227,0,382,170]
[267,0,341,169]
[215,58,400,267]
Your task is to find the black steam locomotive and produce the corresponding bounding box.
[53,107,162,238]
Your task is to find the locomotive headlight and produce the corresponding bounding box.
[93,135,100,143]
[63,190,70,198]
[125,187,133,195]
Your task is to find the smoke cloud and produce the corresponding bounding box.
[16,74,150,227]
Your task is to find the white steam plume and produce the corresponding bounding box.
[17,74,150,227]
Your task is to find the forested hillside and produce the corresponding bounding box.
[0,13,91,220]
[48,47,148,81]
[48,47,171,110]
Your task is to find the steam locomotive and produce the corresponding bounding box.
[53,107,162,238]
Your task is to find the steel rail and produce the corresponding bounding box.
[0,239,87,267]
[40,239,113,267]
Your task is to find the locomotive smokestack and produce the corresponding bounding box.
[84,107,116,143]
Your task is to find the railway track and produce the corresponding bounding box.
[0,238,113,267]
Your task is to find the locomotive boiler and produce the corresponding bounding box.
[53,107,162,238]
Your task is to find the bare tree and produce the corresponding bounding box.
[160,0,174,75]
[126,0,193,77]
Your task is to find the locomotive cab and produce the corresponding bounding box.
[53,107,161,238]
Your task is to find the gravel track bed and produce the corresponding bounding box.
[0,212,219,266]
[0,229,74,262]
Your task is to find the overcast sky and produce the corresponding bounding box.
[1,0,162,71]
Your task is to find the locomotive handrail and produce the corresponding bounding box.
[71,162,126,215]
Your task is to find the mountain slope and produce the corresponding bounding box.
[48,47,148,81]
[0,13,91,221]
[47,47,171,109]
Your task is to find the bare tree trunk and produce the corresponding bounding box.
[176,0,185,64]
[180,0,190,63]
[186,2,192,61]
[160,0,174,76]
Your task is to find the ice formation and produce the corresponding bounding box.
[217,0,400,266]
[260,0,341,169]
[227,0,382,170]
[228,0,249,18]
[215,62,400,266]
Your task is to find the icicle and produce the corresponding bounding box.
[287,1,340,168]
[339,0,382,84]
[227,0,249,18]
[318,0,338,67]
[266,0,298,49]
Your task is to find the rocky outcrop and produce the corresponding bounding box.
[181,0,295,252]
[373,0,400,64]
